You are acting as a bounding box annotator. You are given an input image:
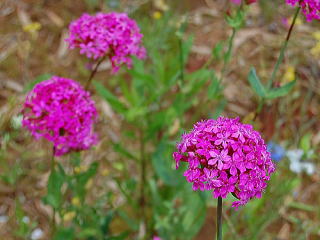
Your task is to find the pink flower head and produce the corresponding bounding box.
[173,117,275,209]
[22,76,98,156]
[66,12,146,73]
[286,0,320,21]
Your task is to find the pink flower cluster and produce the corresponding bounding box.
[22,76,98,156]
[66,12,146,73]
[173,117,275,209]
[286,0,320,21]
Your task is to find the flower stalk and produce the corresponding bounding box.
[267,6,301,89]
[216,197,223,240]
[50,146,56,236]
[139,129,147,237]
[85,56,107,90]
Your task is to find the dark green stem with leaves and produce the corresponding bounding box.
[85,56,107,90]
[139,129,147,237]
[216,197,223,240]
[219,27,237,84]
[267,6,301,89]
[255,6,300,118]
[178,38,185,83]
[50,146,56,236]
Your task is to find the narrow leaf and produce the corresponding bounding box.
[248,67,266,98]
[94,81,127,114]
[266,80,296,99]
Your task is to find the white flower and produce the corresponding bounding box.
[286,149,315,175]
[31,228,43,240]
[0,215,8,223]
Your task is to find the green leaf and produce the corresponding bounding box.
[107,232,130,240]
[181,36,194,67]
[288,201,315,212]
[225,8,245,29]
[300,133,312,153]
[207,71,221,99]
[94,81,127,114]
[266,80,296,99]
[181,192,206,238]
[43,168,64,209]
[212,41,224,60]
[53,227,75,240]
[248,67,266,98]
[112,143,138,161]
[100,211,115,235]
[211,99,227,119]
[152,141,183,186]
[24,74,52,92]
[74,162,98,200]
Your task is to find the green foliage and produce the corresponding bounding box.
[248,67,296,100]
[225,8,245,29]
[248,67,267,98]
[14,201,37,238]
[9,2,316,240]
[43,166,65,209]
[24,73,52,92]
[265,80,296,99]
[94,81,128,115]
[53,227,75,240]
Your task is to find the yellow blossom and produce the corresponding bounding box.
[311,42,320,58]
[23,22,41,33]
[74,165,88,174]
[153,11,162,20]
[312,31,320,41]
[71,197,81,207]
[243,112,255,124]
[282,66,295,84]
[85,179,93,189]
[63,211,76,222]
[101,168,109,176]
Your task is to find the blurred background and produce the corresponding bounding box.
[0,0,319,239]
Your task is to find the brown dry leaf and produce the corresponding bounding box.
[0,35,18,63]
[46,10,64,27]
[233,28,272,52]
[277,223,291,240]
[17,9,31,27]
[57,29,69,59]
[169,119,180,136]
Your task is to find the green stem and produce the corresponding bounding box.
[216,197,223,240]
[50,146,56,236]
[139,129,147,237]
[219,27,237,84]
[85,56,107,91]
[178,38,185,83]
[267,6,300,89]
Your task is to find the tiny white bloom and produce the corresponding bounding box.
[0,215,8,223]
[22,216,30,224]
[31,228,44,240]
